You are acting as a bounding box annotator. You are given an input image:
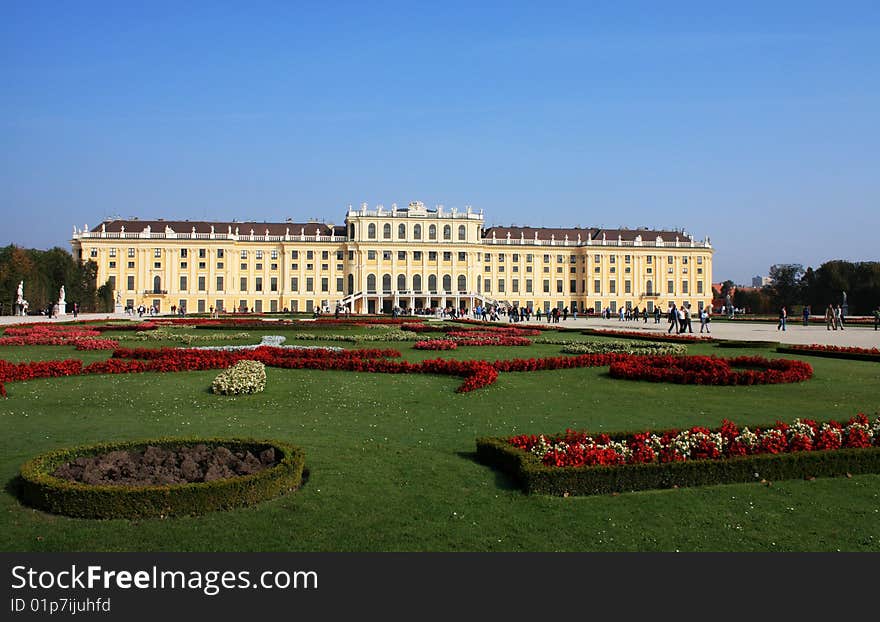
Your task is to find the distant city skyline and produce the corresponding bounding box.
[3,2,879,285]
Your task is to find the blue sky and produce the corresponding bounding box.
[2,1,878,284]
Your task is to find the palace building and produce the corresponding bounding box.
[71,201,713,315]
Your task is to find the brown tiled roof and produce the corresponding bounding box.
[481,226,598,241]
[594,228,687,242]
[97,219,344,237]
[481,226,688,241]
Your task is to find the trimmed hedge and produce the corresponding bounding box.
[715,340,780,349]
[776,346,880,363]
[476,437,880,496]
[18,438,305,519]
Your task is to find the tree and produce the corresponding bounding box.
[764,264,804,308]
[720,280,735,300]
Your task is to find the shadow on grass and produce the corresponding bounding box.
[455,451,521,492]
[5,475,23,501]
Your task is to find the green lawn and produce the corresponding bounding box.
[1,325,879,551]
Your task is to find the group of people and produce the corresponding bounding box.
[666,302,711,334]
[128,304,160,318]
[776,304,848,331]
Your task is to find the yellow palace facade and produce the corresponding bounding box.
[71,201,713,315]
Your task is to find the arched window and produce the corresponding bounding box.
[457,275,467,292]
[383,223,391,239]
[382,274,391,293]
[428,275,437,292]
[413,224,422,239]
[348,223,355,239]
[413,274,422,292]
[347,274,354,294]
[458,225,466,241]
[367,274,376,293]
[428,224,437,240]
[646,280,653,295]
[368,223,376,239]
[397,274,406,291]
[398,224,406,239]
[153,275,162,293]
[442,274,451,292]
[443,225,451,240]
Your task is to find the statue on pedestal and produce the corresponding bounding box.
[57,285,67,316]
[15,281,24,316]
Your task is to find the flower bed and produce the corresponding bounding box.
[477,414,880,495]
[212,360,267,395]
[0,324,119,350]
[122,328,252,344]
[557,341,687,356]
[18,438,305,518]
[776,344,880,362]
[608,355,812,385]
[414,340,458,350]
[583,329,712,343]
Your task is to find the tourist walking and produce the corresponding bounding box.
[667,303,678,334]
[677,305,686,334]
[825,304,835,330]
[835,304,845,330]
[777,306,787,331]
[700,307,711,333]
[874,306,880,330]
[654,307,661,324]
[802,305,810,327]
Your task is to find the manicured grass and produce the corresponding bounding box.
[1,325,879,551]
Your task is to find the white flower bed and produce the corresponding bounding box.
[191,336,343,352]
[211,360,267,395]
[126,328,252,344]
[551,340,687,356]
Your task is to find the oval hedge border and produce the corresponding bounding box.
[18,437,305,519]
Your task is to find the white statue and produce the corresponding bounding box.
[58,285,66,306]
[116,291,122,304]
[15,281,24,315]
[16,281,23,303]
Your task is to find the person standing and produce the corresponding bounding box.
[873,306,880,330]
[777,306,787,331]
[835,304,845,330]
[667,303,678,334]
[802,305,810,327]
[825,304,835,330]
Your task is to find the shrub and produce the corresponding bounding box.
[212,360,267,395]
[18,438,305,518]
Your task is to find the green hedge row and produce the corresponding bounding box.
[476,437,880,496]
[18,438,305,519]
[776,347,880,363]
[715,340,780,349]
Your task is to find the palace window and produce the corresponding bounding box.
[368,250,377,260]
[443,225,451,240]
[109,248,117,257]
[383,224,391,239]
[291,250,299,259]
[570,279,577,293]
[429,225,437,240]
[291,277,299,291]
[255,277,263,292]
[383,251,392,261]
[398,251,406,261]
[128,248,135,258]
[199,249,206,258]
[241,250,248,259]
[429,251,437,261]
[458,225,466,240]
[216,276,224,291]
[198,276,206,291]
[307,251,314,259]
[413,251,422,260]
[526,279,533,293]
[217,249,224,258]
[443,252,451,261]
[413,224,422,239]
[154,249,161,258]
[609,280,616,293]
[543,279,550,293]
[368,224,377,239]
[256,250,263,260]
[458,252,466,261]
[180,276,188,291]
[240,277,247,291]
[398,224,406,239]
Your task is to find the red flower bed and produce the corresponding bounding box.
[0,324,119,350]
[414,340,458,350]
[74,339,120,351]
[0,359,84,397]
[507,414,879,468]
[789,344,880,356]
[608,355,812,385]
[491,353,631,372]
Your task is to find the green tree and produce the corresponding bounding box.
[764,264,804,309]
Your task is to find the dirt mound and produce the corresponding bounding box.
[52,444,278,486]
